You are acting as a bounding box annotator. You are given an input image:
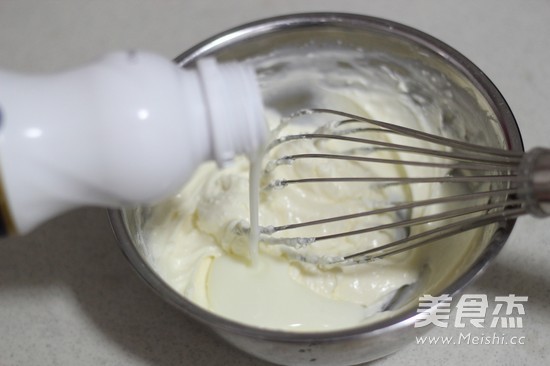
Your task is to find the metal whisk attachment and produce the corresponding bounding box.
[259,108,550,265]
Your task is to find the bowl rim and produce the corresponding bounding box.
[108,12,523,342]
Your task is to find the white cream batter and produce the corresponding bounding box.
[144,52,483,331]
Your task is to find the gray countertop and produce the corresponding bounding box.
[0,1,549,365]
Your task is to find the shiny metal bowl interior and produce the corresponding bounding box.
[109,13,522,366]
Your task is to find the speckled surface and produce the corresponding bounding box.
[0,1,549,365]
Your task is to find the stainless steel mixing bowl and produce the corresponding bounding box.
[108,13,522,366]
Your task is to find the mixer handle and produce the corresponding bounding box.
[520,148,550,217]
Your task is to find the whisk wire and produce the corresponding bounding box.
[269,152,519,172]
[344,206,526,263]
[272,174,524,189]
[291,108,524,158]
[269,187,518,233]
[268,132,521,166]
